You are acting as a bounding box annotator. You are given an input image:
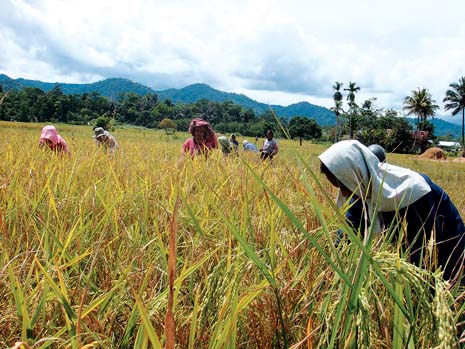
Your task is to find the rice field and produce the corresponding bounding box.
[1,121,465,348]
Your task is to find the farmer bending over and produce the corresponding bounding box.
[93,127,118,152]
[218,135,232,156]
[39,125,70,155]
[243,140,259,153]
[319,140,465,282]
[230,133,239,155]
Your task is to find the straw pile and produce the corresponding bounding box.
[418,147,447,160]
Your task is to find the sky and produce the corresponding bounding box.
[1,0,465,117]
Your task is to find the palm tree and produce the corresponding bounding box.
[344,81,360,138]
[330,100,344,142]
[344,81,360,110]
[332,82,344,141]
[333,81,344,102]
[403,88,439,150]
[443,77,465,156]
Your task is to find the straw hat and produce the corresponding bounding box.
[93,127,106,139]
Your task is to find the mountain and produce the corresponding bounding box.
[157,83,249,104]
[437,114,462,126]
[0,74,24,91]
[270,102,335,126]
[1,74,461,136]
[431,118,463,139]
[1,74,336,126]
[0,74,155,100]
[156,83,336,126]
[406,118,462,139]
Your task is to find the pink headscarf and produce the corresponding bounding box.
[182,118,218,157]
[40,125,59,145]
[188,118,218,148]
[39,125,70,154]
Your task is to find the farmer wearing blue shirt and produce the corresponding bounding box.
[242,140,259,153]
[319,140,465,282]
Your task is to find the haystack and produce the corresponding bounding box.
[418,147,447,160]
[452,157,465,163]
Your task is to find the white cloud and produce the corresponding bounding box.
[1,0,465,112]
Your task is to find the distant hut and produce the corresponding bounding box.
[436,141,461,154]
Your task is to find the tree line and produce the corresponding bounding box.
[331,77,465,154]
[0,84,324,140]
[2,77,464,154]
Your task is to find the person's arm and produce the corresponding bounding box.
[346,198,364,232]
[271,141,279,156]
[60,139,71,155]
[182,140,189,155]
[210,134,218,149]
[335,198,365,246]
[182,139,196,158]
[110,136,118,149]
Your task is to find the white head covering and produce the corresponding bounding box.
[318,140,431,230]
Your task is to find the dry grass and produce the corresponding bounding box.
[1,121,464,348]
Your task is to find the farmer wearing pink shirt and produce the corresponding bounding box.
[39,125,70,155]
[182,118,218,158]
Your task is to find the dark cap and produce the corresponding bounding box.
[368,144,386,162]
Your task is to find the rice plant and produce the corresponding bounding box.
[1,121,464,348]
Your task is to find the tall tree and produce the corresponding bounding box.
[331,81,344,142]
[403,88,439,150]
[403,88,439,129]
[159,118,177,134]
[193,99,217,123]
[288,116,322,145]
[344,81,360,138]
[240,108,255,123]
[443,77,465,156]
[344,81,360,110]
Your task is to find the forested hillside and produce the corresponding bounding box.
[157,83,335,125]
[0,74,335,124]
[0,75,154,100]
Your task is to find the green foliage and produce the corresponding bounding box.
[443,76,465,154]
[156,83,336,123]
[160,118,177,134]
[1,74,336,125]
[3,74,465,154]
[356,110,414,153]
[288,116,322,142]
[331,82,345,142]
[0,82,314,138]
[0,87,113,124]
[174,118,192,133]
[403,88,439,132]
[94,115,112,129]
[443,77,465,116]
[6,75,155,100]
[344,81,360,111]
